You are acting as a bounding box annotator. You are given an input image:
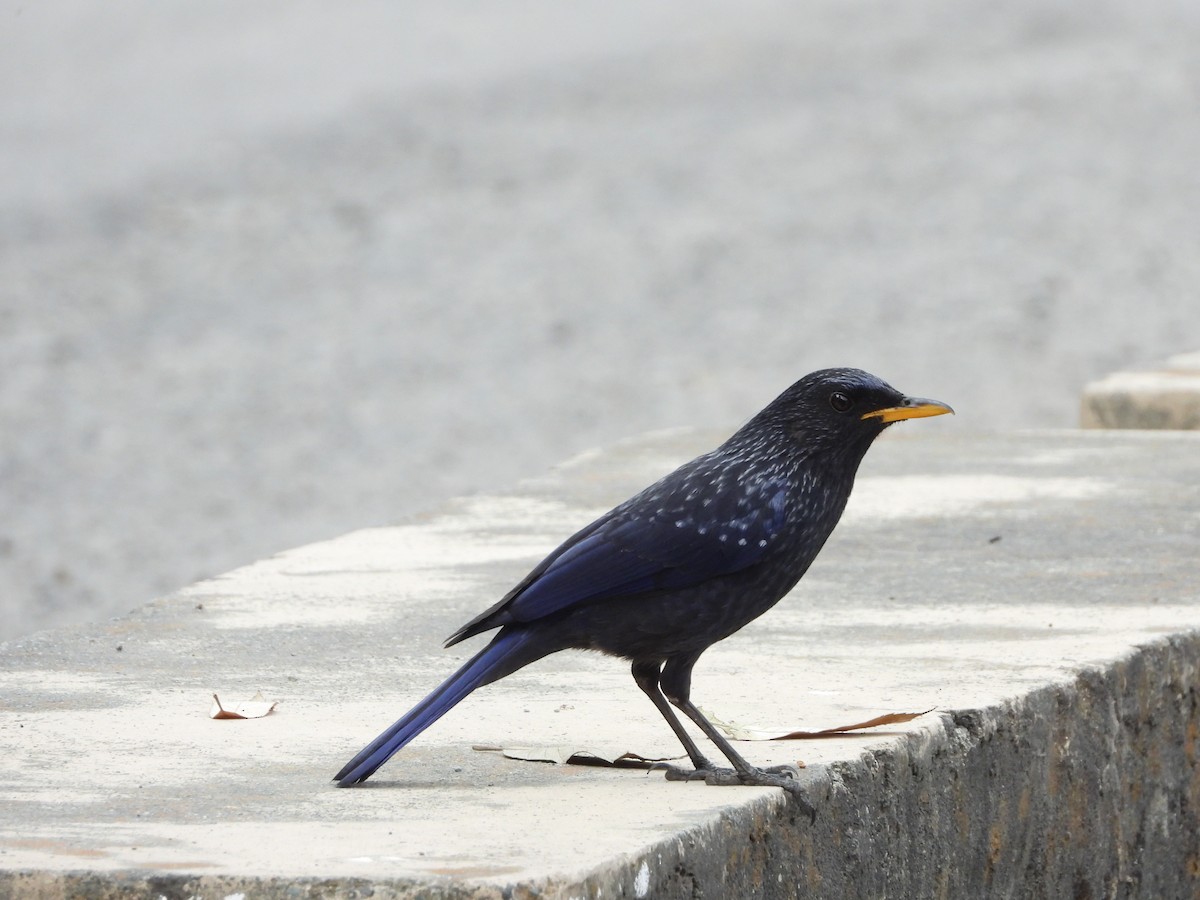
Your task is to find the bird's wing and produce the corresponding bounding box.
[500,482,790,623]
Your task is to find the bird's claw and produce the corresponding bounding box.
[762,763,803,780]
[652,762,815,820]
[653,762,800,785]
[738,767,816,822]
[652,763,714,783]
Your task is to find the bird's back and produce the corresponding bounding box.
[483,434,858,661]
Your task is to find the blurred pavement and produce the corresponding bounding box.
[1,0,1198,638]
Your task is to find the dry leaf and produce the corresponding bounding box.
[474,744,683,768]
[209,691,278,720]
[702,707,934,741]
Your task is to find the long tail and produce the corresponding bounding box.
[334,628,546,786]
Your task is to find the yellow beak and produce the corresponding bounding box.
[861,397,955,424]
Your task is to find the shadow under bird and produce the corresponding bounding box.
[335,368,952,812]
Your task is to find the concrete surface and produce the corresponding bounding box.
[1082,351,1200,429]
[4,1,1200,642]
[2,426,1199,898]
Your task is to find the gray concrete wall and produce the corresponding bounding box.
[2,427,1198,897]
[1082,352,1200,429]
[6,643,1197,900]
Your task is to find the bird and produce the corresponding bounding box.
[334,368,952,809]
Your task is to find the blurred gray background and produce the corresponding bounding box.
[2,1,1198,641]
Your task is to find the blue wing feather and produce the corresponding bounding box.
[443,453,796,647]
[502,481,791,622]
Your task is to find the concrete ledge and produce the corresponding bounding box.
[3,428,1200,897]
[1081,351,1200,429]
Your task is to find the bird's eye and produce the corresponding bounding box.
[829,391,852,413]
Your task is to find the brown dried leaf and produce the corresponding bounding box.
[702,707,934,741]
[209,691,278,720]
[767,709,935,739]
[474,744,683,768]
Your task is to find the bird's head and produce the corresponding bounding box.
[746,368,954,464]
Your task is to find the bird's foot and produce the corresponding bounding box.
[652,763,815,820]
[654,761,800,784]
[651,762,714,783]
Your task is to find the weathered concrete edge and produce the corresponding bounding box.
[5,632,1197,899]
[1081,350,1200,429]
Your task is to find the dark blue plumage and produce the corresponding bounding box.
[333,630,540,787]
[335,368,951,796]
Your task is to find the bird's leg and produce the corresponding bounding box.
[631,660,717,773]
[671,696,803,782]
[649,653,743,782]
[653,656,813,816]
